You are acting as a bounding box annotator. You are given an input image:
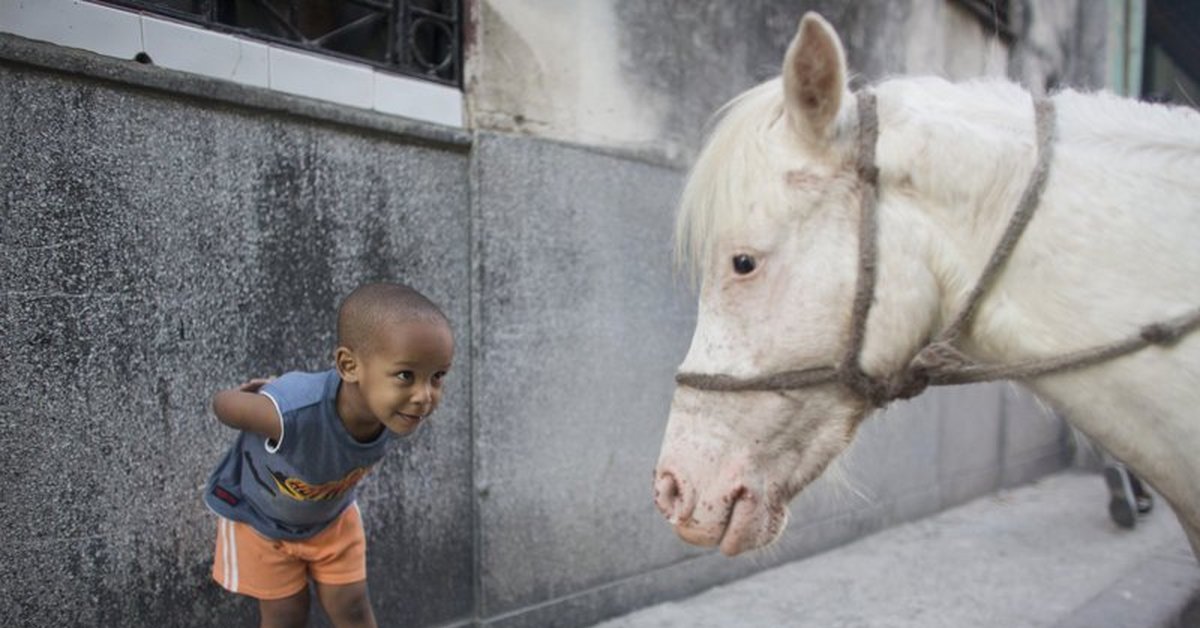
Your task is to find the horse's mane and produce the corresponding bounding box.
[675,73,1200,287]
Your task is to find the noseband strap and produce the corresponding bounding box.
[676,89,1200,407]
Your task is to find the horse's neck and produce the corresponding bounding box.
[876,79,1200,359]
[873,79,1042,329]
[874,79,1200,513]
[863,79,1045,377]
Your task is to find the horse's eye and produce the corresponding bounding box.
[732,254,757,275]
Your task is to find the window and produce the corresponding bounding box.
[1142,0,1200,106]
[98,0,462,87]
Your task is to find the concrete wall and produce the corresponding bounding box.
[1,1,1113,626]
[0,37,474,627]
[467,0,1110,163]
[461,5,1103,626]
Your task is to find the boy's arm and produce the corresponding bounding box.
[211,378,282,442]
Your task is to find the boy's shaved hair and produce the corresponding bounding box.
[337,282,449,352]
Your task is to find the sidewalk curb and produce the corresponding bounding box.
[1053,538,1200,628]
[591,473,1200,628]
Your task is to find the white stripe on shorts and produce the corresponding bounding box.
[228,519,239,593]
[220,518,240,593]
[221,519,231,591]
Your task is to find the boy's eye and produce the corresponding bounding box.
[433,371,447,383]
[396,371,414,382]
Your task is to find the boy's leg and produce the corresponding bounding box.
[316,581,377,628]
[259,588,311,628]
[303,504,374,627]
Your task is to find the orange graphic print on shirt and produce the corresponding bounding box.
[267,465,373,501]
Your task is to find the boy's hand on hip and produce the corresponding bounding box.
[238,378,275,393]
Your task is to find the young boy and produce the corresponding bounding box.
[205,282,454,628]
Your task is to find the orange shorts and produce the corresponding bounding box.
[212,503,366,600]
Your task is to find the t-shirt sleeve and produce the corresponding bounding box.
[258,371,329,454]
[259,374,301,454]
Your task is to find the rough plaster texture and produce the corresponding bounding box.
[0,61,473,627]
[468,1,665,155]
[467,0,1111,164]
[0,0,1111,625]
[471,132,696,619]
[466,134,1064,628]
[462,3,1089,622]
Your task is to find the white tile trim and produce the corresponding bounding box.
[0,0,143,60]
[0,0,464,128]
[269,44,374,110]
[374,71,463,128]
[140,14,269,89]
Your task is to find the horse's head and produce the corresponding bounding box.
[654,13,940,555]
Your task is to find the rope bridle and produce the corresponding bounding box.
[676,91,1200,408]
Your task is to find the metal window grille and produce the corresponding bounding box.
[951,0,1016,41]
[96,0,462,86]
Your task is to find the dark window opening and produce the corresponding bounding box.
[95,0,462,87]
[1143,0,1200,107]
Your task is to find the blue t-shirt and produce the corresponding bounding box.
[204,370,392,540]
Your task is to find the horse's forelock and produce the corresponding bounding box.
[675,80,791,285]
[675,76,866,286]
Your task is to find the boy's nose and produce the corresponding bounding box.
[412,381,434,404]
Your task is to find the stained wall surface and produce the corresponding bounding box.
[1,0,1113,626]
[467,0,1110,164]
[0,45,474,627]
[465,2,1102,625]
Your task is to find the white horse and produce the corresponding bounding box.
[653,12,1200,558]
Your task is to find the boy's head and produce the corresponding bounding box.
[334,282,454,436]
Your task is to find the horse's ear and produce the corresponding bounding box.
[782,13,848,143]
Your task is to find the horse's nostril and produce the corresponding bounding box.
[653,471,677,515]
[654,470,694,523]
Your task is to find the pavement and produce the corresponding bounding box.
[590,471,1200,628]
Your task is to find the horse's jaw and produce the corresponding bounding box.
[654,386,863,556]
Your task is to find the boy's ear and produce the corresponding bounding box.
[335,347,360,382]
